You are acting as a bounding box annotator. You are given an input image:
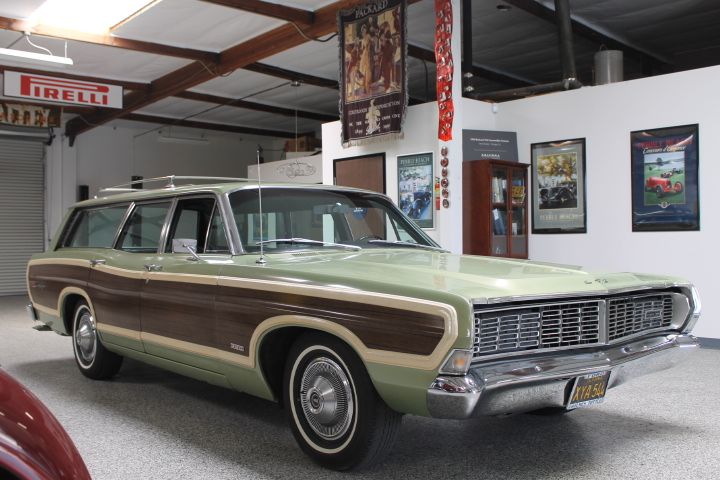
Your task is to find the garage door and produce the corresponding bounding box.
[0,138,45,296]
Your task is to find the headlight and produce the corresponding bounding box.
[439,349,472,375]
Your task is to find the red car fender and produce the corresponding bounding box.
[0,370,91,480]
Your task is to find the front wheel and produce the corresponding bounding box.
[72,300,123,380]
[284,333,402,470]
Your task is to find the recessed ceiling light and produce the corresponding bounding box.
[496,4,512,11]
[28,0,163,35]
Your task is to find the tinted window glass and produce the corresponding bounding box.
[206,206,230,253]
[165,197,228,254]
[118,202,171,253]
[64,206,128,248]
[229,188,438,252]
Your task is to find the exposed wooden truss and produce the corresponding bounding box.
[175,91,337,122]
[63,0,372,142]
[123,113,306,138]
[199,0,314,25]
[0,16,218,63]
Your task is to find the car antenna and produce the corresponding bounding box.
[255,144,267,265]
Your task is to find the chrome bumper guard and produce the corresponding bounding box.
[26,304,38,322]
[427,333,699,419]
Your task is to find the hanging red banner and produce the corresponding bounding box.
[434,0,453,141]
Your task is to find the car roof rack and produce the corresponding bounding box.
[96,175,252,197]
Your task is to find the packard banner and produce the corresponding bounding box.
[339,0,407,147]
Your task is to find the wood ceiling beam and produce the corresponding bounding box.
[244,62,339,89]
[0,16,219,64]
[199,0,314,25]
[502,0,672,70]
[0,64,151,92]
[176,91,337,122]
[64,0,372,140]
[123,113,305,138]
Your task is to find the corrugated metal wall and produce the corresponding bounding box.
[0,138,45,296]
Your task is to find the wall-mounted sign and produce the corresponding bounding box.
[462,129,518,162]
[3,71,123,109]
[398,152,434,228]
[0,102,61,127]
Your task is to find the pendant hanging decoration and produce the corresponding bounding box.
[339,0,408,147]
[435,0,454,141]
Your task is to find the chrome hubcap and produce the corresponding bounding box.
[75,309,97,365]
[299,357,354,441]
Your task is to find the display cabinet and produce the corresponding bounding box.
[462,160,529,258]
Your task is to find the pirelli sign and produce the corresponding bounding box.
[3,71,123,109]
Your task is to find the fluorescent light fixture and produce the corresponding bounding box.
[0,47,73,66]
[28,0,162,34]
[157,134,209,145]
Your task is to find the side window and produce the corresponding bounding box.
[63,206,128,248]
[117,202,171,253]
[165,197,229,254]
[206,207,230,253]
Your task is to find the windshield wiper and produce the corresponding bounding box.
[367,240,449,252]
[255,237,361,251]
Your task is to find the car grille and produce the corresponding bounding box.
[607,294,673,341]
[473,293,675,359]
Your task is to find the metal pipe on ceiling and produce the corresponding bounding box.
[554,0,577,80]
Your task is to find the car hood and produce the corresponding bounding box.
[244,249,684,302]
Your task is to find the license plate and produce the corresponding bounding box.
[567,371,610,410]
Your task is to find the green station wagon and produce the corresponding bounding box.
[26,176,701,470]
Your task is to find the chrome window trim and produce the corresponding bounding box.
[470,290,690,364]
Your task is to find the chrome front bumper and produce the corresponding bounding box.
[427,333,699,419]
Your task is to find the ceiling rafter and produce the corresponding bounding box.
[0,16,219,63]
[199,0,314,25]
[243,63,426,105]
[175,90,337,122]
[0,64,151,92]
[123,113,307,138]
[502,0,673,71]
[64,0,376,142]
[244,62,339,89]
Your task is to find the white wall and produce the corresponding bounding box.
[493,66,719,338]
[44,123,286,239]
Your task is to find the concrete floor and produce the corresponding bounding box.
[1,295,719,479]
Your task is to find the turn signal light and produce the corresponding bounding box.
[439,349,472,375]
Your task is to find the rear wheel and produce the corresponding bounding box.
[72,300,123,380]
[655,185,665,198]
[283,333,401,470]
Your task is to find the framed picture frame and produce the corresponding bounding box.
[630,124,700,231]
[531,138,587,234]
[397,152,434,229]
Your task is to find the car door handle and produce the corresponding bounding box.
[144,264,162,272]
[90,259,106,267]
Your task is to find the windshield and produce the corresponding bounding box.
[228,187,441,253]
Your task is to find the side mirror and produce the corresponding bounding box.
[172,238,198,258]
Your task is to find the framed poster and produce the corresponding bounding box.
[630,124,699,231]
[397,152,434,229]
[531,138,587,233]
